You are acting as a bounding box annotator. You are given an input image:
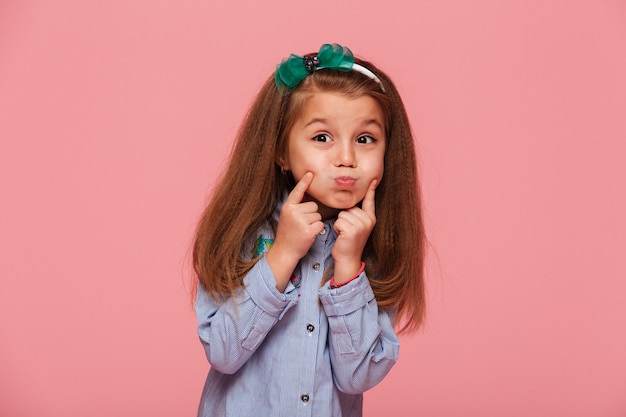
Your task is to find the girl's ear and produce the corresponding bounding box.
[275,153,289,171]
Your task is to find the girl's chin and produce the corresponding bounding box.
[305,190,366,213]
[329,193,366,208]
[316,196,363,215]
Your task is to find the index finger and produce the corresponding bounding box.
[286,172,314,204]
[361,179,377,216]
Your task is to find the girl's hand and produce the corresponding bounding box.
[266,172,324,291]
[331,179,377,284]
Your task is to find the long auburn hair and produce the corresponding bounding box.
[193,55,425,333]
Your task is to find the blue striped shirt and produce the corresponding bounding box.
[195,205,400,417]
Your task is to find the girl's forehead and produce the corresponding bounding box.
[285,93,386,143]
[297,91,384,121]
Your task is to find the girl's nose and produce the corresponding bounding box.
[336,141,356,167]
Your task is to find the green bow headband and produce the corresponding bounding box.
[274,43,384,92]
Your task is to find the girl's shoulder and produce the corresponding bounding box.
[242,194,285,260]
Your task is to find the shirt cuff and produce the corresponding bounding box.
[318,271,375,317]
[243,256,299,319]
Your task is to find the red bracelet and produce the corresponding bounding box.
[330,262,365,288]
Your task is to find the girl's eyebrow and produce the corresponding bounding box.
[361,118,384,130]
[303,117,330,128]
[303,117,384,130]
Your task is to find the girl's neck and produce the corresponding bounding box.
[318,205,340,221]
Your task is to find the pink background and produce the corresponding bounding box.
[1,0,625,416]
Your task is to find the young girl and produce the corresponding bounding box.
[192,43,425,417]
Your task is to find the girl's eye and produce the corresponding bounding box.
[356,135,376,144]
[313,134,331,142]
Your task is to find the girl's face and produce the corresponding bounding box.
[280,91,386,218]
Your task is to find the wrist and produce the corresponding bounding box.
[330,261,365,288]
[266,246,300,292]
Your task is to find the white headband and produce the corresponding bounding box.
[351,63,385,91]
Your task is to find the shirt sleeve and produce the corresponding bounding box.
[318,272,400,394]
[195,256,299,374]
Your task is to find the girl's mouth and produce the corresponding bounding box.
[335,176,356,187]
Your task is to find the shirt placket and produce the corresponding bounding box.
[295,223,331,416]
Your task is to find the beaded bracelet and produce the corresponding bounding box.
[330,262,366,288]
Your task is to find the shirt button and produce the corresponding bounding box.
[320,228,326,235]
[312,262,321,271]
[301,394,310,403]
[306,323,315,333]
